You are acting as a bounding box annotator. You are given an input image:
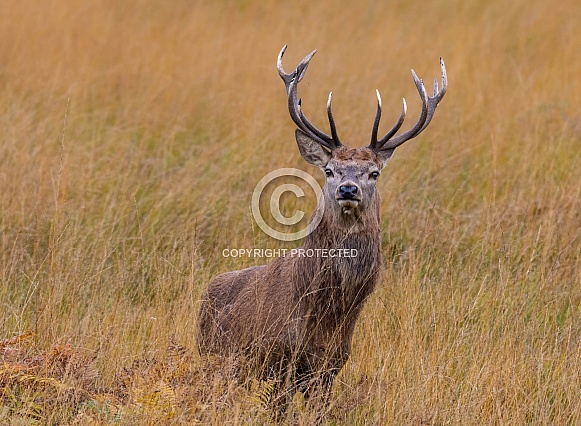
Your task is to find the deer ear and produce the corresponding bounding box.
[295,129,332,168]
[375,148,395,169]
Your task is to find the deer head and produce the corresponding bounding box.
[277,45,447,221]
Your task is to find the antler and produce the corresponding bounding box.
[277,45,343,151]
[368,58,447,152]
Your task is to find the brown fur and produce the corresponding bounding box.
[197,145,385,410]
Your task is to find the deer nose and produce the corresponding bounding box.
[339,185,358,199]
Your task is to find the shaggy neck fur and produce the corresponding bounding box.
[291,188,383,347]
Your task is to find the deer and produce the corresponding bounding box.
[197,45,447,414]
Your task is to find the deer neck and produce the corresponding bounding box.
[305,189,382,248]
[294,190,382,338]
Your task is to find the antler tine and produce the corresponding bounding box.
[292,92,342,147]
[327,92,340,142]
[416,57,447,134]
[296,99,332,149]
[375,70,428,151]
[289,77,335,149]
[369,90,382,150]
[277,45,292,88]
[278,45,342,150]
[277,45,317,94]
[369,90,407,150]
[371,58,447,153]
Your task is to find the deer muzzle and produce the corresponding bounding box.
[337,182,361,211]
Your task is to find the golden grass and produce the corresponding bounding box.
[1,0,580,424]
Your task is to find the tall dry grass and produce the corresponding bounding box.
[0,0,580,424]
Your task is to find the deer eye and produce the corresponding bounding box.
[325,169,334,178]
[370,171,380,180]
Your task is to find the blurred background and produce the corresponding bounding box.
[0,0,580,423]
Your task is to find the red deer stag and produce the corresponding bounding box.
[197,45,447,411]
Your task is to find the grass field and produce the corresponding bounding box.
[1,0,580,424]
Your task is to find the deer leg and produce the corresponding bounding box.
[300,346,349,421]
[297,368,337,425]
[262,349,300,420]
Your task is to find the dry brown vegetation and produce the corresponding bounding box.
[1,0,580,424]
